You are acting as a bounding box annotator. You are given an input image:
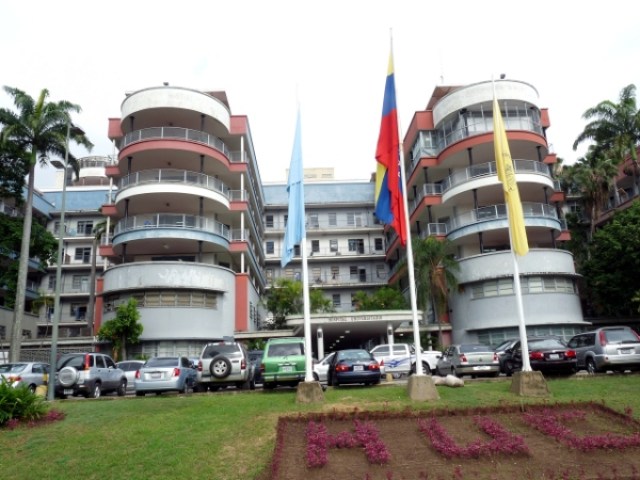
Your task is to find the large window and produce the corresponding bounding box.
[332,294,341,308]
[471,276,577,299]
[311,240,320,253]
[265,214,274,228]
[329,239,338,252]
[72,275,89,291]
[74,247,91,263]
[348,239,364,253]
[266,241,274,254]
[77,221,93,236]
[328,213,337,226]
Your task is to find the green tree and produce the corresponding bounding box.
[0,140,29,202]
[0,214,57,308]
[97,298,143,361]
[353,286,408,311]
[412,236,459,345]
[264,278,303,329]
[309,288,335,313]
[573,84,640,194]
[581,201,640,317]
[0,86,92,361]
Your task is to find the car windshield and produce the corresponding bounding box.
[459,344,493,353]
[0,363,27,373]
[268,343,303,356]
[528,338,566,349]
[203,344,239,358]
[338,350,372,362]
[56,354,87,370]
[145,357,179,367]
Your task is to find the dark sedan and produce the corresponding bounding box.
[327,349,381,387]
[501,336,577,375]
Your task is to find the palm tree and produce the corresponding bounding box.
[0,87,92,361]
[561,147,619,244]
[573,84,640,195]
[412,236,459,348]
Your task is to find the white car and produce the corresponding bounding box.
[313,352,335,384]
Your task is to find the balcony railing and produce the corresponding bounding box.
[266,217,377,230]
[267,270,388,287]
[121,127,231,159]
[113,214,230,240]
[118,168,232,197]
[449,202,558,231]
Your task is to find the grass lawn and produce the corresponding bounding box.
[1,374,640,480]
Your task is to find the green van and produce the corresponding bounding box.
[260,337,306,390]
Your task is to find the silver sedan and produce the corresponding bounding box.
[0,362,49,393]
[134,356,197,396]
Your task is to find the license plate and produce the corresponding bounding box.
[620,349,633,355]
[473,366,490,370]
[63,389,73,395]
[353,365,364,371]
[280,365,293,373]
[548,354,560,360]
[151,373,162,379]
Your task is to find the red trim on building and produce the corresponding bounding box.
[235,274,249,331]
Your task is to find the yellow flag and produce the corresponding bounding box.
[493,96,529,256]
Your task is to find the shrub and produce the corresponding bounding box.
[0,378,48,427]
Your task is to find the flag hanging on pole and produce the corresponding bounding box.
[281,107,305,268]
[375,51,407,246]
[493,95,529,256]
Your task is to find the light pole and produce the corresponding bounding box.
[47,121,80,401]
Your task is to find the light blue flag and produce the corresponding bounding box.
[281,108,305,268]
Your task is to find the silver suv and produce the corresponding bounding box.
[196,341,255,391]
[567,326,640,374]
[54,352,127,399]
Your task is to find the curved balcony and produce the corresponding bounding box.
[446,202,560,241]
[120,127,232,160]
[411,159,552,212]
[112,213,230,247]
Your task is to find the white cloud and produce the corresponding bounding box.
[2,0,639,188]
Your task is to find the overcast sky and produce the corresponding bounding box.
[2,0,639,189]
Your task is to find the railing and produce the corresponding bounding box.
[118,169,231,197]
[267,270,388,287]
[113,214,230,240]
[120,127,231,159]
[266,246,386,258]
[448,202,558,231]
[265,216,377,230]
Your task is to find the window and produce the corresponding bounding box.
[72,275,89,291]
[328,213,337,226]
[74,247,91,263]
[376,265,386,279]
[265,268,273,282]
[293,245,300,256]
[330,239,338,252]
[332,294,341,308]
[347,212,362,226]
[54,221,68,235]
[348,239,364,253]
[349,266,358,279]
[311,240,320,253]
[312,267,321,282]
[374,238,384,251]
[266,241,274,254]
[265,215,274,228]
[331,266,339,280]
[77,221,93,236]
[48,276,56,290]
[22,329,31,339]
[70,303,87,320]
[308,213,319,228]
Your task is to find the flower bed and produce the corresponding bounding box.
[262,402,640,480]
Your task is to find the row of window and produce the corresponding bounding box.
[0,326,32,340]
[48,274,91,291]
[103,290,218,312]
[471,276,577,299]
[265,211,374,229]
[266,265,387,283]
[477,325,584,348]
[54,220,94,236]
[265,238,384,255]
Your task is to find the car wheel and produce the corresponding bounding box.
[504,360,515,377]
[209,356,232,379]
[332,373,340,387]
[312,372,319,382]
[249,378,256,390]
[451,367,458,377]
[88,382,102,399]
[586,358,598,375]
[117,379,127,397]
[28,384,37,394]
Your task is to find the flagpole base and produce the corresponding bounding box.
[510,370,549,397]
[407,374,439,401]
[296,381,325,404]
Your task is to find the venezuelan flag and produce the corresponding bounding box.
[375,52,407,246]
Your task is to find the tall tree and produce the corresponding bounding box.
[412,236,459,345]
[0,86,93,361]
[573,84,640,194]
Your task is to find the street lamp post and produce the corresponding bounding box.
[47,122,74,402]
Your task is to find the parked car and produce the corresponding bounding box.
[327,349,381,387]
[313,352,336,384]
[369,343,440,376]
[0,362,49,393]
[196,341,255,391]
[435,344,500,378]
[260,337,306,390]
[248,350,264,385]
[500,336,577,375]
[135,356,197,396]
[54,352,127,399]
[567,326,640,374]
[116,360,146,393]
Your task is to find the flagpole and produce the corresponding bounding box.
[390,33,425,376]
[301,238,313,382]
[492,78,531,371]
